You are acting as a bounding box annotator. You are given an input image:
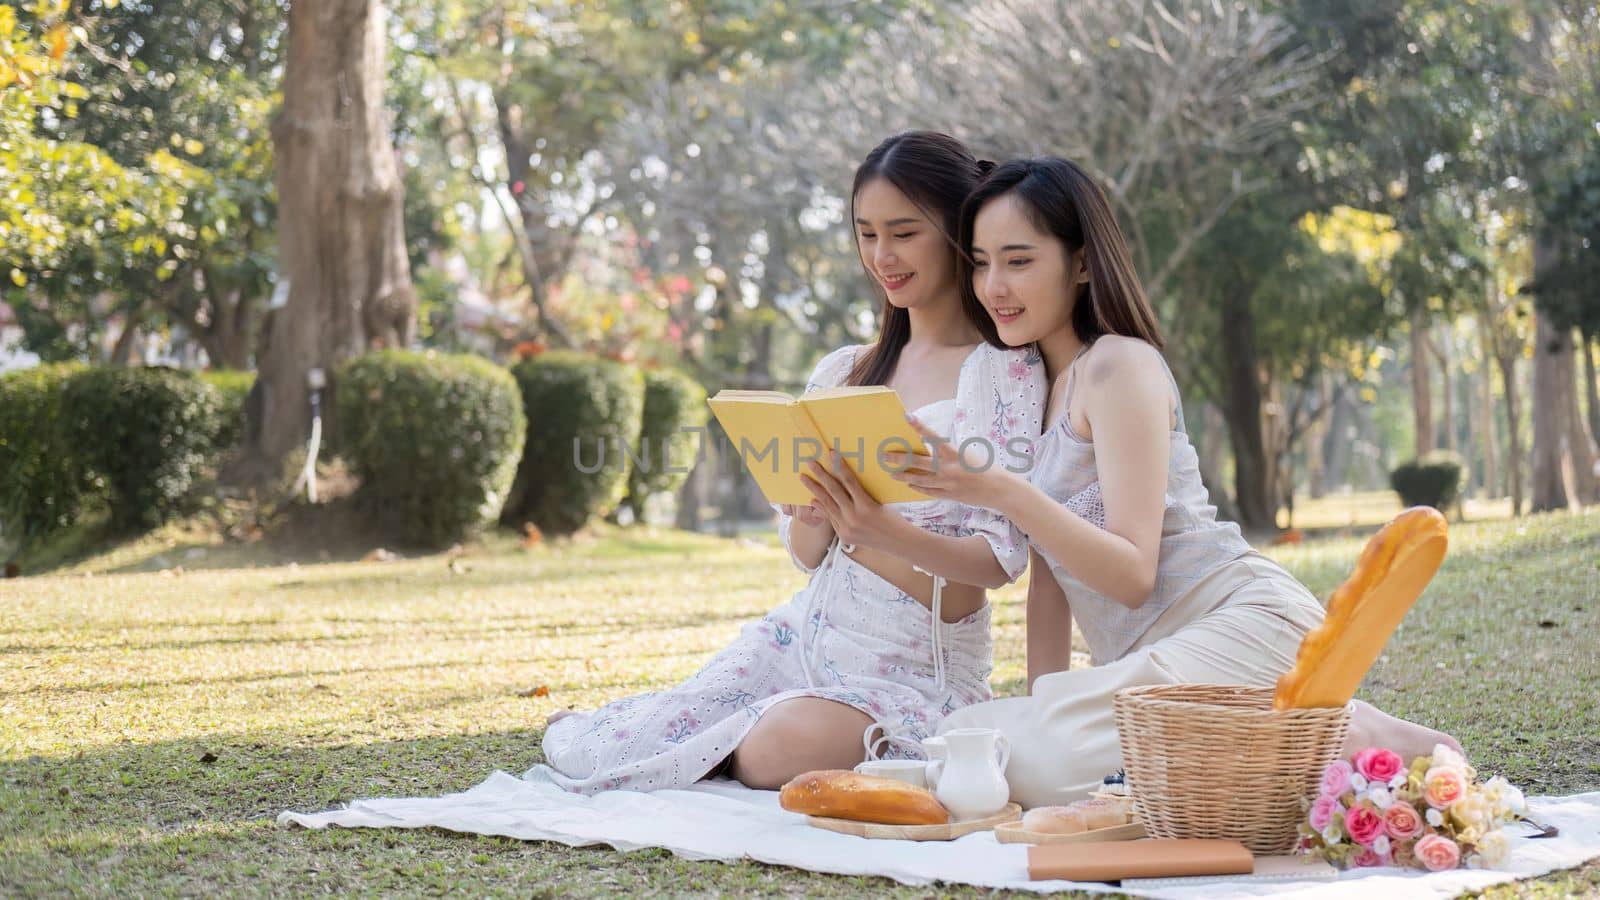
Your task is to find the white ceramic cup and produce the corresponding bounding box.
[853,758,931,789]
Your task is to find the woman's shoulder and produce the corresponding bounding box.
[804,343,866,390]
[1083,336,1165,385]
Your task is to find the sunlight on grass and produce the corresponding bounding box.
[2,512,1596,895]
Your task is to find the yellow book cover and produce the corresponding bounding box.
[707,386,931,506]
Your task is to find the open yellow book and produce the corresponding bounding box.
[707,386,932,506]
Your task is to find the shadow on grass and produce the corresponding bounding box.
[0,605,767,658]
[0,645,729,699]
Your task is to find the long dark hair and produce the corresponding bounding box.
[846,131,1000,386]
[959,157,1164,350]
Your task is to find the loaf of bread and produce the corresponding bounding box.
[1273,506,1449,710]
[779,769,950,826]
[1021,798,1130,834]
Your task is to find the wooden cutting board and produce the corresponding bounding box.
[807,803,1022,841]
[993,819,1147,845]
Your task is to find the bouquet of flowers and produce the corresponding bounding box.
[1300,743,1528,870]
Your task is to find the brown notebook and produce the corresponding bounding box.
[1027,838,1254,882]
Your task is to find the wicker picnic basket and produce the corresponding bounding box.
[1113,684,1350,854]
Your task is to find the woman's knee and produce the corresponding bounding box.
[731,699,869,789]
[730,719,799,788]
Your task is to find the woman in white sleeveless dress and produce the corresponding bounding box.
[889,157,1459,808]
[534,133,1046,795]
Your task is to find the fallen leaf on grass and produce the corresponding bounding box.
[199,751,218,764]
[361,548,397,563]
[516,685,551,698]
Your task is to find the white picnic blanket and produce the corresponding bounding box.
[279,773,1600,898]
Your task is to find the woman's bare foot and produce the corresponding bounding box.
[1343,699,1463,760]
[545,709,579,727]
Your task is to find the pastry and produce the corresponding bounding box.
[779,769,950,826]
[1273,506,1449,710]
[1022,805,1089,835]
[1021,798,1129,834]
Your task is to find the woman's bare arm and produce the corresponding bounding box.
[1025,550,1073,691]
[993,341,1171,608]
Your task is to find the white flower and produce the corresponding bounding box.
[1373,835,1391,857]
[1389,773,1408,790]
[1476,829,1511,867]
[1322,826,1343,845]
[1432,743,1468,771]
[1426,808,1445,827]
[1485,776,1527,815]
[1367,786,1395,810]
[1456,793,1494,834]
[1351,773,1369,792]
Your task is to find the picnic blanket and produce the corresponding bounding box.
[279,772,1600,898]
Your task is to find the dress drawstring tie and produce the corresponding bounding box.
[830,542,945,695]
[914,563,947,694]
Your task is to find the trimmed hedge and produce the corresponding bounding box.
[1391,450,1467,512]
[338,350,526,547]
[502,351,644,535]
[199,369,255,453]
[61,367,223,530]
[622,367,707,521]
[0,363,92,543]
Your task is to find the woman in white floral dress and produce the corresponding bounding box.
[533,132,1046,794]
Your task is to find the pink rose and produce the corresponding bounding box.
[1354,747,1406,783]
[1384,801,1424,840]
[1321,759,1353,798]
[1309,793,1340,831]
[1414,833,1462,871]
[1423,766,1467,809]
[1351,847,1386,868]
[1345,803,1385,846]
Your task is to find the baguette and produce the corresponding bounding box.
[1273,506,1449,709]
[779,769,949,826]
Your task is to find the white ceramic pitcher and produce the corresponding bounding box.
[924,727,1010,820]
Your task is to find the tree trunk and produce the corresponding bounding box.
[674,456,706,532]
[109,318,140,366]
[1477,320,1498,498]
[1530,309,1577,512]
[1583,328,1600,451]
[1322,385,1352,493]
[1409,306,1434,457]
[1496,345,1524,516]
[1194,402,1242,524]
[1435,325,1457,455]
[1566,331,1600,505]
[252,0,416,470]
[197,282,258,370]
[1305,372,1330,500]
[1217,292,1275,532]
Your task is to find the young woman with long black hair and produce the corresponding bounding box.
[533,132,1046,793]
[891,157,1459,807]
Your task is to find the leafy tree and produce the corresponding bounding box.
[6,1,283,368]
[398,0,905,348]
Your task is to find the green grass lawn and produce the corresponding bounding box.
[2,510,1598,896]
[1280,489,1514,532]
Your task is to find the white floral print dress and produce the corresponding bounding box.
[530,342,1046,794]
